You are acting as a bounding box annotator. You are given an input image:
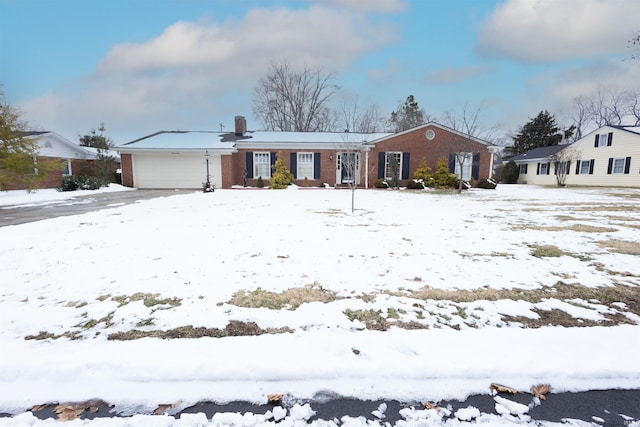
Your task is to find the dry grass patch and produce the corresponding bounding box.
[228,283,340,310]
[530,244,566,258]
[515,224,618,233]
[107,321,293,341]
[571,204,638,212]
[597,239,640,256]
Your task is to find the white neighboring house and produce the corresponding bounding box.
[27,131,99,175]
[512,125,640,188]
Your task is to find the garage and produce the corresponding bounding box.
[131,151,221,189]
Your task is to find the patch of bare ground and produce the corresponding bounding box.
[597,239,640,256]
[228,283,340,310]
[107,321,293,341]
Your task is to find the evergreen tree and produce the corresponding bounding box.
[270,153,294,189]
[79,123,113,149]
[511,110,574,155]
[502,160,519,184]
[79,123,117,184]
[413,160,434,187]
[389,95,428,132]
[433,157,458,189]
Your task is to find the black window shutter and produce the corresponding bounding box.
[472,153,480,179]
[566,161,570,175]
[524,163,528,174]
[290,153,297,179]
[589,159,595,174]
[624,157,631,174]
[607,132,613,146]
[401,152,410,180]
[607,158,613,174]
[546,163,550,175]
[377,152,385,179]
[448,153,455,173]
[314,153,321,179]
[246,152,254,178]
[270,152,277,169]
[594,135,599,147]
[575,160,581,175]
[536,163,540,175]
[554,162,559,175]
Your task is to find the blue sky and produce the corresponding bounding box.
[1,0,638,144]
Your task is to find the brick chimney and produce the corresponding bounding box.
[234,116,247,136]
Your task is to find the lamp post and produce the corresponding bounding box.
[204,150,213,192]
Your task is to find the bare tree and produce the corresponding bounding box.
[338,93,385,133]
[573,88,640,130]
[550,145,581,187]
[442,102,498,193]
[253,61,340,132]
[337,134,366,213]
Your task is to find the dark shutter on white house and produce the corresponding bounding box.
[607,132,613,146]
[246,152,254,178]
[290,153,297,179]
[536,163,540,175]
[270,152,277,170]
[314,153,321,179]
[575,160,581,175]
[546,163,550,175]
[401,152,410,179]
[607,158,613,174]
[378,152,385,179]
[594,135,599,147]
[589,159,595,174]
[624,157,631,174]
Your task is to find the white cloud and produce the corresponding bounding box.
[22,5,398,142]
[476,0,640,62]
[310,0,408,13]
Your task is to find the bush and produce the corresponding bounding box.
[502,160,519,184]
[476,178,497,189]
[433,158,459,189]
[374,178,389,189]
[270,153,294,189]
[256,176,264,188]
[413,160,433,182]
[58,175,104,192]
[406,179,424,189]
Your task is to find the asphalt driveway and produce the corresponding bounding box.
[0,189,196,227]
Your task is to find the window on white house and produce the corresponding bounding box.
[539,162,549,175]
[385,152,402,180]
[579,160,591,174]
[254,152,271,179]
[519,164,528,174]
[597,134,609,147]
[454,153,472,180]
[612,158,626,174]
[297,152,314,179]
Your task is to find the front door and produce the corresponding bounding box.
[336,152,360,184]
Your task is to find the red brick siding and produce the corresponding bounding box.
[120,153,134,187]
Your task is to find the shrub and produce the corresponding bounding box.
[406,179,424,189]
[502,160,519,184]
[413,160,433,183]
[256,176,264,188]
[477,178,497,189]
[270,153,294,189]
[374,178,389,189]
[433,158,459,189]
[58,175,104,192]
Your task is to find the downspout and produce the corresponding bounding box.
[364,148,370,189]
[489,148,495,179]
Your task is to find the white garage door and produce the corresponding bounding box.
[132,152,222,189]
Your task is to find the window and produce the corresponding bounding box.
[254,152,271,179]
[596,133,609,147]
[539,163,549,175]
[519,164,528,174]
[385,152,402,180]
[297,153,314,179]
[62,159,72,176]
[579,160,591,174]
[612,158,625,174]
[454,153,472,180]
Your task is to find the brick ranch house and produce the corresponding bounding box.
[117,116,498,189]
[2,131,110,191]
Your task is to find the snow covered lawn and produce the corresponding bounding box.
[1,184,639,424]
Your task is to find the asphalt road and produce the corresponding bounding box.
[0,189,196,227]
[6,389,639,424]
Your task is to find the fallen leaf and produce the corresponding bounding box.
[424,402,440,412]
[154,401,182,415]
[54,405,84,421]
[490,383,518,395]
[267,394,284,402]
[531,384,551,400]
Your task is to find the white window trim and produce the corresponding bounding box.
[539,162,549,175]
[454,152,472,180]
[597,133,609,147]
[253,152,271,179]
[519,164,527,174]
[579,160,590,175]
[385,152,402,180]
[62,159,72,176]
[297,152,314,180]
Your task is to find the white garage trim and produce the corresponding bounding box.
[132,152,222,189]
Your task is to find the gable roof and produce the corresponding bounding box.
[511,144,568,162]
[118,131,236,152]
[365,121,496,147]
[22,131,99,160]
